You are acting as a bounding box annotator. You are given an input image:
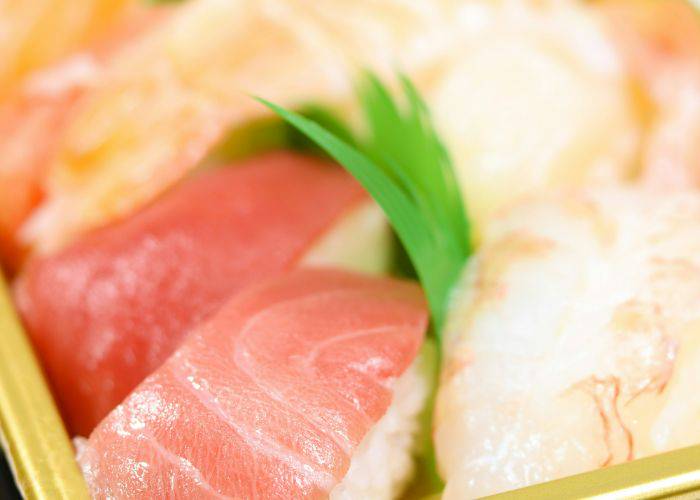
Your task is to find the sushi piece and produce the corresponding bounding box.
[18,0,685,257]
[15,151,391,437]
[0,4,171,270]
[23,0,451,254]
[599,0,700,189]
[429,0,641,234]
[434,187,700,497]
[0,0,136,98]
[76,268,430,499]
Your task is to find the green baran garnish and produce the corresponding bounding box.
[259,73,471,335]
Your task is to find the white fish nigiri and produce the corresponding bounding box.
[430,0,641,232]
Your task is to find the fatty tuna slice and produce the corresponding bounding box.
[78,268,427,499]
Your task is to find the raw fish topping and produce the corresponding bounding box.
[78,269,427,499]
[15,152,366,436]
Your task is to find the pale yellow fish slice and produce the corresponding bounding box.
[0,272,88,499]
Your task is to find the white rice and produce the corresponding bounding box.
[330,346,432,500]
[74,345,433,500]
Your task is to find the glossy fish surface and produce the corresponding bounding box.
[77,269,427,499]
[15,152,366,437]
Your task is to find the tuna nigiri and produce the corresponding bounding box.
[15,151,391,437]
[77,268,429,499]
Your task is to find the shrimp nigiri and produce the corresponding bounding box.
[435,186,700,497]
[599,0,700,189]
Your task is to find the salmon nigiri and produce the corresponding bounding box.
[77,268,429,499]
[15,151,390,437]
[0,0,137,99]
[0,5,171,270]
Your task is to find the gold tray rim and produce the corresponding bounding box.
[0,272,88,499]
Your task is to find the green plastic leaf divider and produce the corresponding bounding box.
[258,72,472,336]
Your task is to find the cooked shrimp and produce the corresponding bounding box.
[599,0,700,189]
[435,186,700,497]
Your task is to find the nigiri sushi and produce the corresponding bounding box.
[16,0,689,257]
[0,0,136,98]
[599,0,700,189]
[429,0,641,233]
[15,151,391,437]
[22,0,452,253]
[435,186,700,497]
[76,268,430,499]
[0,4,170,270]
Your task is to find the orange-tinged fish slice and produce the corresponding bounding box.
[77,268,427,499]
[0,88,78,270]
[14,152,368,437]
[0,5,172,271]
[0,0,137,98]
[599,0,700,188]
[23,0,456,253]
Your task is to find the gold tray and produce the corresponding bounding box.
[1,269,699,500]
[0,272,87,499]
